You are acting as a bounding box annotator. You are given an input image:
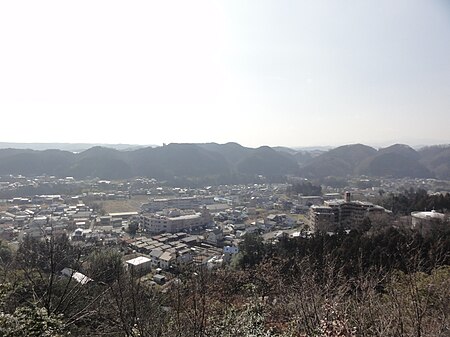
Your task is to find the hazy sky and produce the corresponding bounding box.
[1,0,449,148]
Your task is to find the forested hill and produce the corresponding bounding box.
[0,142,448,181]
[299,143,450,179]
[0,143,299,181]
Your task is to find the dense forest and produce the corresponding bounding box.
[377,189,450,215]
[0,224,449,336]
[286,181,322,197]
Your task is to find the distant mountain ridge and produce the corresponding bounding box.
[0,142,151,152]
[0,143,299,181]
[0,142,448,182]
[299,143,448,179]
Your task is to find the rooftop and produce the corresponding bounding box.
[126,256,151,266]
[411,210,445,220]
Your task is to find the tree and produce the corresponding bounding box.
[286,181,322,197]
[85,248,124,284]
[0,305,65,337]
[236,233,266,268]
[0,240,12,267]
[14,233,83,314]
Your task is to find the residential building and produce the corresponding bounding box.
[140,208,212,234]
[411,210,447,235]
[204,227,223,246]
[141,196,214,212]
[125,256,152,276]
[309,206,335,232]
[310,192,388,232]
[61,267,93,285]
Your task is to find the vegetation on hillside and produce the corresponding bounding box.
[0,223,448,336]
[377,188,450,215]
[286,181,322,197]
[1,143,449,183]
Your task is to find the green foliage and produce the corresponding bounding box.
[237,233,266,268]
[239,227,450,278]
[0,305,64,337]
[127,221,139,236]
[16,234,81,273]
[379,188,450,215]
[287,181,322,196]
[0,241,12,266]
[85,248,124,284]
[0,217,448,336]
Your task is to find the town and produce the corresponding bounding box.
[1,174,448,287]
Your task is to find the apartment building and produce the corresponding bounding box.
[141,196,215,212]
[309,192,388,232]
[140,208,212,234]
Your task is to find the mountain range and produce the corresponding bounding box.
[0,142,448,181]
[0,142,149,152]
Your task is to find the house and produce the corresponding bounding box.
[99,216,112,225]
[32,216,48,227]
[206,255,223,269]
[153,274,166,285]
[180,235,198,246]
[61,267,93,285]
[223,245,239,255]
[282,216,297,228]
[125,256,152,276]
[261,220,276,232]
[0,224,15,240]
[176,248,193,265]
[204,227,223,246]
[71,228,86,241]
[159,251,174,270]
[150,249,163,267]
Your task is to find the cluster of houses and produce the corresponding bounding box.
[0,195,101,241]
[123,231,235,273]
[1,176,448,288]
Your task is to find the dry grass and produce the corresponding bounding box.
[99,195,149,214]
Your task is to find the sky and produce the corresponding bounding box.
[0,0,449,148]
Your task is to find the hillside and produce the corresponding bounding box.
[197,142,253,167]
[0,149,75,176]
[419,145,450,180]
[0,142,448,181]
[0,143,298,181]
[299,143,448,179]
[356,144,432,178]
[299,144,377,178]
[0,142,149,152]
[129,144,231,179]
[235,146,299,176]
[1,225,448,336]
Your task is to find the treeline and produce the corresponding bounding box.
[236,227,450,277]
[0,226,449,336]
[378,188,450,215]
[0,183,84,199]
[286,181,322,196]
[0,143,299,182]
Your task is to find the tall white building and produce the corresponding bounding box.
[140,208,212,234]
[309,192,388,232]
